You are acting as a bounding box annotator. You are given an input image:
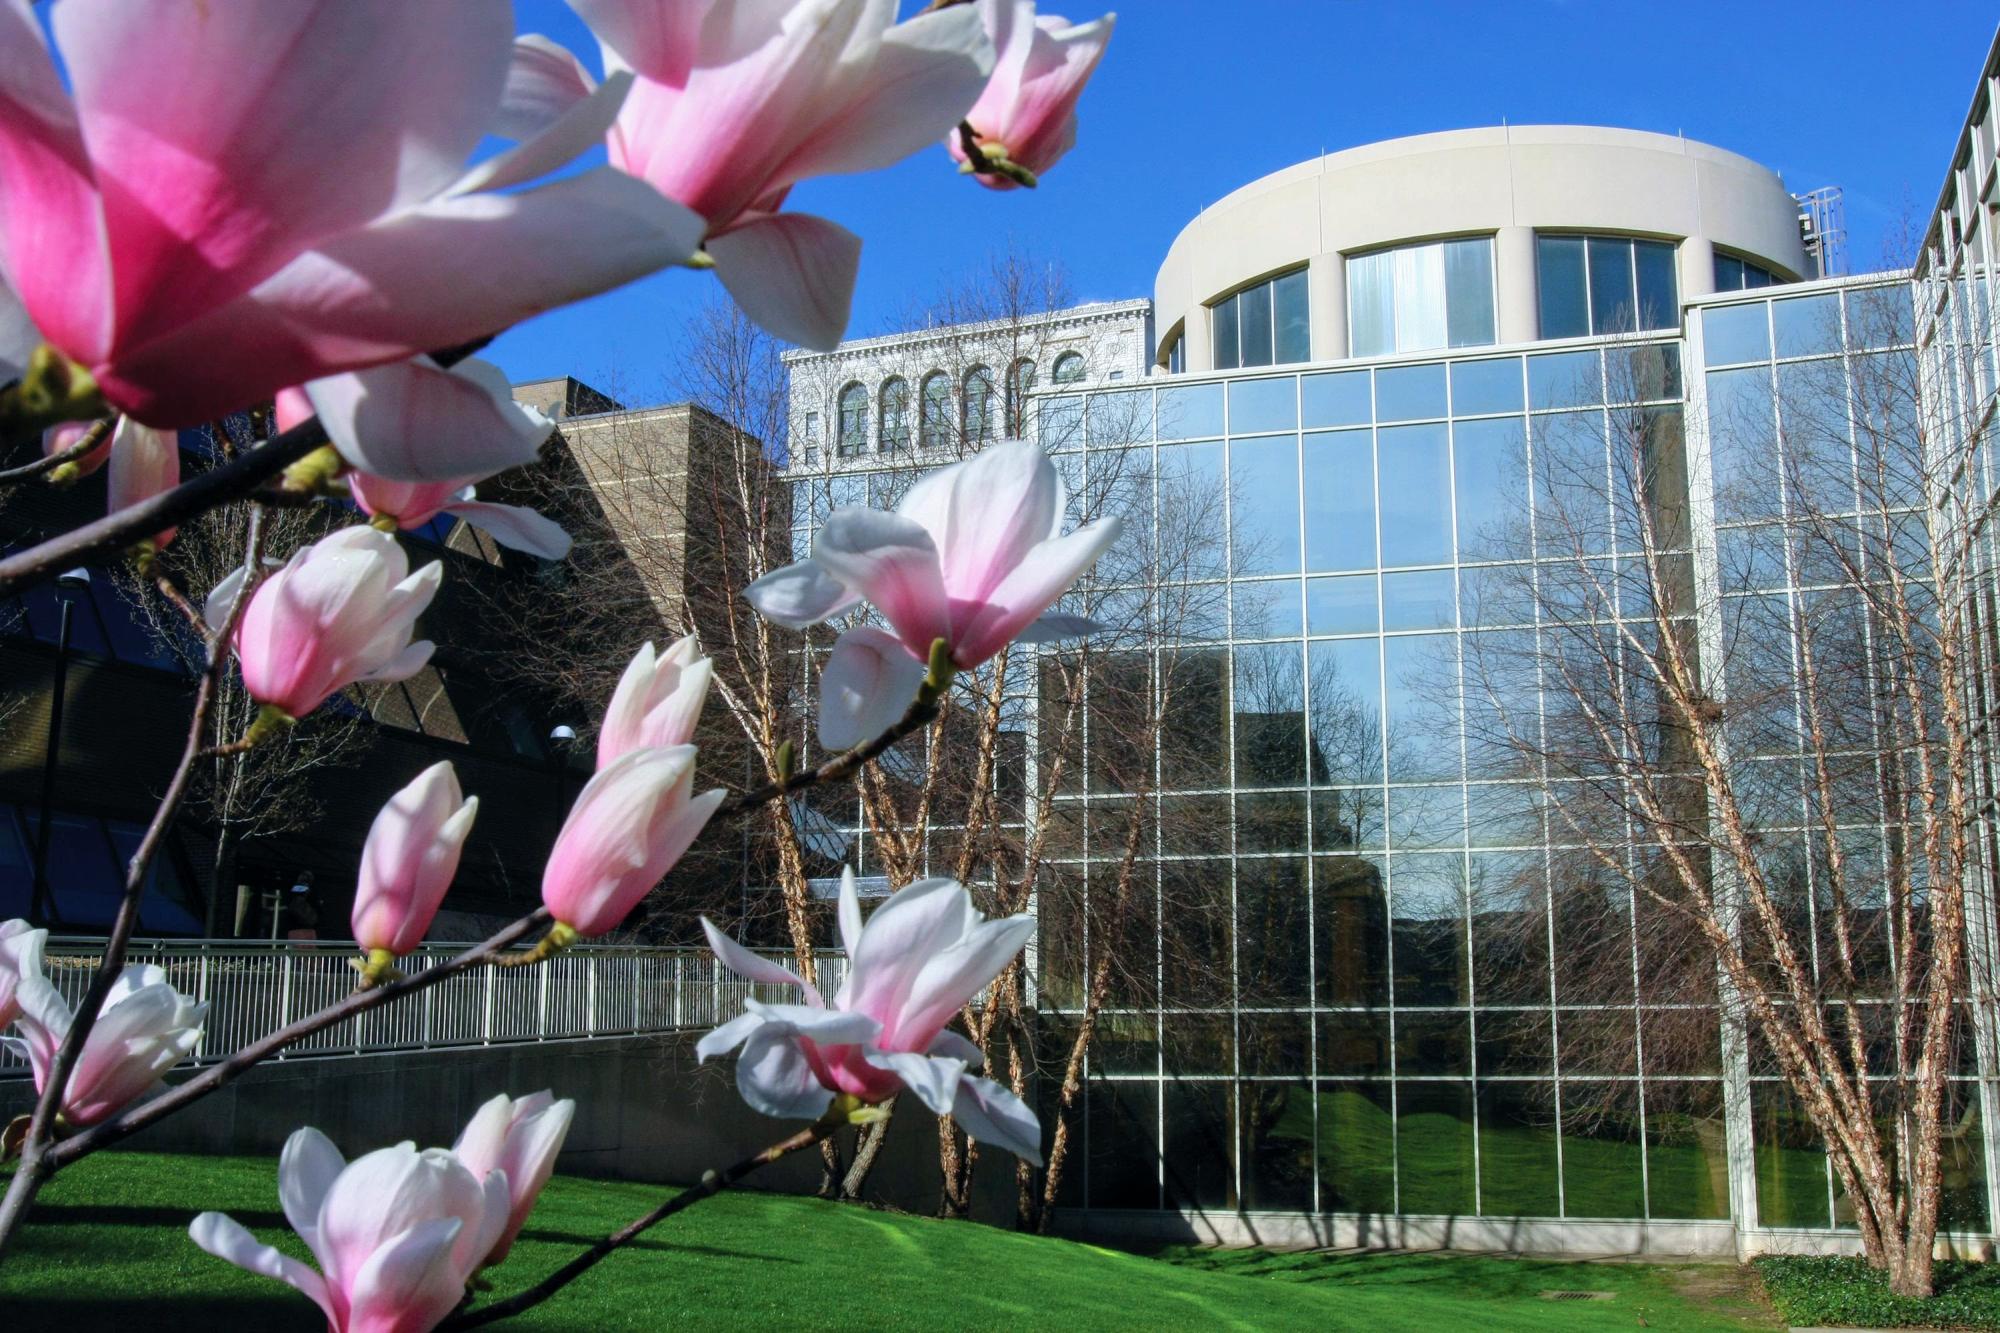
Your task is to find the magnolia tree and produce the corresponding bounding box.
[0,1,1117,1326]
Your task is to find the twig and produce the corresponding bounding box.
[0,507,268,1256]
[445,1117,836,1329]
[0,418,111,485]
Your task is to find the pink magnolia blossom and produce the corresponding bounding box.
[745,440,1117,745]
[451,1091,576,1268]
[206,526,442,722]
[698,868,1042,1163]
[542,745,725,939]
[41,419,111,478]
[106,416,181,550]
[0,0,702,429]
[950,2,1114,189]
[597,637,713,768]
[522,2,994,349]
[352,763,479,974]
[3,963,205,1127]
[190,1128,509,1333]
[0,917,47,1031]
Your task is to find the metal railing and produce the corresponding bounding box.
[0,937,847,1076]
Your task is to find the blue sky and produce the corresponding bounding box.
[489,1,2000,399]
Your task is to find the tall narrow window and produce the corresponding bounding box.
[880,376,910,450]
[1346,240,1494,357]
[837,382,867,456]
[1053,351,1086,384]
[920,371,950,446]
[1006,359,1036,433]
[1538,234,1681,337]
[963,365,995,441]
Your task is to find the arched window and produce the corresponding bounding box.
[962,365,995,442]
[836,382,868,456]
[919,371,950,447]
[1052,350,1085,384]
[1005,359,1036,435]
[879,377,910,450]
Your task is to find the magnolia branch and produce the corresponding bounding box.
[0,417,111,485]
[445,1117,837,1328]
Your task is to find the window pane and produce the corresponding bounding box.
[1537,235,1589,338]
[1453,417,1527,561]
[1706,366,1776,521]
[1213,295,1239,371]
[1309,638,1381,786]
[1480,1082,1562,1217]
[1384,633,1460,780]
[1714,253,1745,291]
[1376,423,1451,565]
[1527,349,1602,411]
[1754,1082,1831,1227]
[1382,568,1456,631]
[1158,383,1224,439]
[1316,858,1388,1007]
[1702,302,1770,366]
[1302,370,1372,427]
[1396,1081,1475,1213]
[1444,237,1496,348]
[1161,442,1227,579]
[1633,240,1678,331]
[1771,292,1842,358]
[1229,435,1301,574]
[1374,363,1447,422]
[1233,579,1302,638]
[1348,251,1395,358]
[1449,357,1522,416]
[1306,574,1377,635]
[1228,376,1297,433]
[1394,242,1447,352]
[1645,1080,1730,1219]
[1587,236,1635,334]
[1303,430,1376,571]
[1274,268,1311,364]
[1561,1082,1647,1217]
[1318,1082,1396,1212]
[1239,279,1274,368]
[1235,643,1307,787]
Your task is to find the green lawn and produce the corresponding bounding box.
[0,1152,1779,1331]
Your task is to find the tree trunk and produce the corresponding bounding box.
[840,1104,893,1201]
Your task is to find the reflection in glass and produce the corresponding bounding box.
[1470,851,1549,1005]
[1230,435,1301,574]
[1308,639,1381,786]
[1396,1081,1475,1214]
[1086,1079,1160,1209]
[1275,269,1312,365]
[1753,1081,1831,1227]
[1396,1009,1471,1075]
[1449,357,1524,416]
[1306,574,1378,636]
[1588,237,1636,333]
[1234,643,1307,788]
[1644,1080,1730,1219]
[1377,424,1452,565]
[1240,1080,1315,1209]
[1229,376,1299,434]
[1703,302,1771,366]
[1452,417,1528,562]
[1383,633,1460,781]
[1375,363,1448,422]
[1527,349,1603,410]
[1164,1086,1234,1210]
[1237,857,1310,1003]
[1232,579,1302,639]
[1560,1082,1647,1218]
[1772,292,1842,358]
[1537,235,1588,339]
[1315,856,1389,1007]
[1391,852,1470,1005]
[1240,280,1274,368]
[1302,370,1371,428]
[1157,383,1225,439]
[1382,568,1456,631]
[1479,1082,1561,1216]
[1303,430,1377,571]
[1312,1082,1392,1215]
[1387,783,1465,850]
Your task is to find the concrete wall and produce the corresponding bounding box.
[1,1034,1016,1225]
[1155,125,1810,370]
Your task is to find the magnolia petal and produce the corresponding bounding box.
[696,1011,766,1062]
[926,438,1063,602]
[463,1168,513,1277]
[742,558,860,629]
[777,4,995,184]
[842,878,973,1033]
[306,356,551,484]
[492,34,599,141]
[454,68,633,197]
[818,625,928,752]
[443,500,573,559]
[344,1217,469,1333]
[836,866,864,959]
[54,0,513,349]
[701,917,810,991]
[0,272,37,381]
[279,1127,346,1258]
[106,417,180,546]
[567,0,707,83]
[811,509,951,655]
[928,1028,984,1069]
[864,1049,964,1116]
[949,1073,1044,1165]
[451,1095,515,1174]
[96,168,705,430]
[735,1023,835,1121]
[188,1211,337,1326]
[896,912,1035,1049]
[357,638,436,687]
[954,515,1122,666]
[707,211,861,352]
[742,1000,879,1045]
[1012,612,1106,643]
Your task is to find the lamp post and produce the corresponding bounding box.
[548,723,579,815]
[29,566,92,927]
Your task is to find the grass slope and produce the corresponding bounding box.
[0,1152,1777,1331]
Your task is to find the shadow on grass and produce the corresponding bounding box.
[21,1204,288,1230]
[512,1227,802,1265]
[5,1296,304,1333]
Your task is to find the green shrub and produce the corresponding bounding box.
[1756,1255,2000,1330]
